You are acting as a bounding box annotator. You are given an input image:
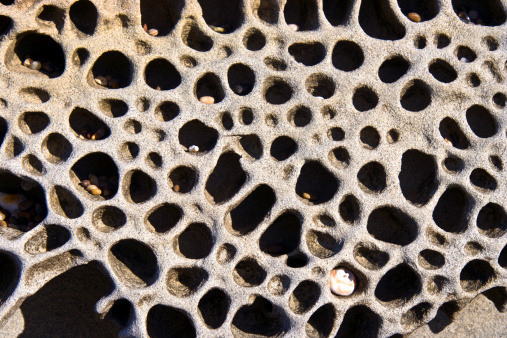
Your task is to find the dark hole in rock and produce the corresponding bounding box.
[0,0,13,5]
[198,288,230,329]
[140,0,183,37]
[69,0,97,34]
[4,136,24,159]
[0,251,18,305]
[439,117,470,149]
[244,28,266,51]
[296,161,339,205]
[492,92,506,108]
[429,59,458,83]
[339,194,360,224]
[466,105,497,138]
[305,73,335,99]
[154,101,179,122]
[283,0,319,31]
[270,136,297,161]
[329,147,350,169]
[145,203,182,234]
[233,258,266,286]
[477,202,506,238]
[359,126,380,149]
[195,73,225,103]
[289,280,320,314]
[387,129,400,143]
[306,303,335,338]
[464,241,483,255]
[91,51,132,89]
[375,263,421,305]
[231,296,288,337]
[166,267,208,297]
[124,170,157,204]
[378,55,410,83]
[124,119,141,135]
[176,223,213,259]
[253,0,279,24]
[70,152,119,200]
[205,152,246,204]
[427,275,448,295]
[457,45,476,62]
[401,302,432,329]
[313,213,336,228]
[228,64,255,96]
[22,154,46,176]
[427,228,447,248]
[225,184,276,236]
[105,299,132,329]
[109,239,158,287]
[99,99,128,118]
[470,168,497,192]
[265,78,293,104]
[288,42,326,66]
[42,133,72,164]
[398,0,439,21]
[285,252,308,268]
[433,186,469,233]
[359,0,406,40]
[19,111,49,135]
[221,112,234,130]
[120,142,139,161]
[399,149,438,206]
[264,56,287,71]
[499,244,507,268]
[288,105,312,127]
[482,287,507,313]
[178,119,219,153]
[328,127,345,141]
[418,249,445,269]
[451,0,506,26]
[239,134,263,160]
[51,186,83,219]
[147,304,196,338]
[182,21,213,51]
[415,36,427,49]
[400,80,431,112]
[306,230,342,258]
[0,15,12,36]
[357,161,386,193]
[260,212,301,257]
[353,87,378,112]
[353,243,389,270]
[92,205,127,232]
[335,305,382,337]
[367,206,418,246]
[216,243,236,264]
[169,166,197,193]
[240,108,254,125]
[436,34,451,48]
[332,40,364,71]
[484,36,499,51]
[198,0,242,33]
[38,5,65,32]
[323,0,354,26]
[19,88,50,104]
[460,259,496,292]
[12,32,65,78]
[69,107,110,140]
[145,58,181,91]
[467,73,481,87]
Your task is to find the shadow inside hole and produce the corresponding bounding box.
[286,252,308,268]
[353,243,389,270]
[401,302,433,330]
[270,136,297,161]
[198,0,243,33]
[178,120,219,153]
[305,73,335,99]
[283,0,319,31]
[288,106,312,127]
[289,280,320,314]
[0,15,13,36]
[253,0,279,24]
[38,5,65,32]
[470,168,497,192]
[205,152,246,204]
[353,87,378,112]
[418,249,445,270]
[378,56,410,83]
[147,304,196,337]
[329,147,350,169]
[69,107,110,140]
[154,101,179,122]
[339,194,360,224]
[359,126,380,149]
[198,288,230,329]
[259,212,301,257]
[306,230,342,258]
[145,203,181,234]
[69,0,98,35]
[439,117,470,149]
[466,105,497,138]
[104,298,132,329]
[374,263,421,305]
[288,42,326,66]
[19,112,49,135]
[90,51,132,89]
[264,78,293,104]
[22,154,46,176]
[169,166,197,193]
[295,161,339,205]
[228,64,255,96]
[233,258,266,286]
[451,0,506,26]
[429,59,457,83]
[109,239,158,287]
[264,57,287,71]
[50,186,83,219]
[182,20,213,51]
[24,224,71,255]
[323,0,354,26]
[359,0,406,40]
[335,305,382,337]
[221,112,234,130]
[99,99,128,118]
[460,259,496,292]
[42,133,73,164]
[92,205,127,233]
[436,34,451,48]
[124,170,157,204]
[457,45,477,62]
[140,0,183,36]
[399,149,438,206]
[306,303,336,338]
[398,0,439,22]
[400,80,431,112]
[244,28,266,51]
[432,186,470,233]
[477,203,507,238]
[357,162,386,193]
[176,223,213,259]
[231,296,288,337]
[332,40,364,71]
[367,206,418,246]
[195,73,225,103]
[144,58,181,91]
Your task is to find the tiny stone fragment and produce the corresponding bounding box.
[199,96,215,104]
[407,12,421,22]
[330,267,356,296]
[148,29,158,36]
[288,24,299,31]
[189,145,199,153]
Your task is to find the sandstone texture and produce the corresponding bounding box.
[0,0,506,337]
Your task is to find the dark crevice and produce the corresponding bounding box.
[145,58,181,91]
[288,42,326,66]
[335,305,382,337]
[244,28,266,51]
[42,133,72,164]
[353,87,378,112]
[432,186,469,233]
[178,120,219,153]
[240,108,254,125]
[253,0,279,24]
[289,280,320,314]
[283,0,319,31]
[0,251,19,306]
[286,253,308,268]
[105,299,132,329]
[270,136,297,161]
[233,258,266,287]
[140,0,183,37]
[429,59,458,83]
[91,51,132,89]
[69,0,97,35]
[296,161,339,205]
[328,127,345,141]
[38,5,65,32]
[499,244,507,268]
[182,20,213,51]
[239,134,263,160]
[399,149,438,206]
[205,152,246,204]
[466,105,497,138]
[477,203,506,238]
[145,203,182,234]
[492,92,506,108]
[198,288,230,329]
[367,206,418,246]
[176,223,213,259]
[339,194,360,224]
[306,304,335,338]
[457,46,476,62]
[357,162,386,193]
[147,305,196,338]
[264,57,287,71]
[260,212,301,257]
[439,117,470,149]
[400,80,431,112]
[401,302,433,329]
[378,56,410,83]
[221,112,233,130]
[0,15,13,36]
[264,78,293,104]
[228,64,255,96]
[375,263,421,305]
[169,166,197,193]
[470,168,497,192]
[332,41,364,72]
[231,296,288,337]
[198,0,242,33]
[109,239,158,287]
[359,0,406,40]
[124,170,157,204]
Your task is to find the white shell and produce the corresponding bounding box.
[0,193,27,214]
[29,61,42,70]
[330,267,356,296]
[288,24,299,31]
[189,145,199,152]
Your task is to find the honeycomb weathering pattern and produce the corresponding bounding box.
[0,0,506,336]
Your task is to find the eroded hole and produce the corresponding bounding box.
[267,275,290,296]
[239,134,263,160]
[357,161,386,193]
[0,251,19,305]
[399,149,438,206]
[286,253,308,268]
[198,288,230,329]
[123,170,157,204]
[221,112,233,130]
[387,129,400,143]
[289,280,320,314]
[323,0,353,25]
[339,194,360,224]
[499,244,507,268]
[313,214,336,228]
[99,99,128,118]
[359,0,406,40]
[305,73,335,99]
[145,58,181,91]
[306,304,335,338]
[22,154,46,176]
[109,239,158,288]
[452,0,506,26]
[415,35,427,49]
[42,133,72,163]
[205,152,246,204]
[260,212,301,257]
[418,249,445,270]
[198,0,242,33]
[468,73,481,87]
[178,120,219,153]
[90,51,132,89]
[264,78,293,104]
[72,48,90,67]
[231,296,288,337]
[19,87,50,104]
[176,223,212,259]
[367,206,417,246]
[375,263,421,305]
[228,64,255,96]
[4,136,24,159]
[216,243,236,264]
[145,203,182,234]
[19,111,49,135]
[105,299,132,329]
[335,305,382,337]
[24,224,70,255]
[439,117,470,149]
[233,258,266,286]
[401,302,432,329]
[436,34,451,48]
[0,15,12,36]
[466,105,497,138]
[464,241,483,255]
[427,227,448,247]
[428,275,448,295]
[492,92,506,108]
[253,0,279,24]
[283,0,318,31]
[353,87,378,112]
[264,57,287,71]
[296,161,339,205]
[329,147,350,169]
[399,0,439,22]
[288,105,312,127]
[124,119,141,135]
[270,136,297,161]
[168,166,197,194]
[244,28,266,51]
[433,186,469,233]
[484,36,499,50]
[120,142,139,161]
[332,41,364,71]
[429,59,457,83]
[69,0,97,34]
[328,127,344,141]
[460,259,496,292]
[182,20,213,51]
[477,203,506,238]
[225,185,276,236]
[470,168,497,192]
[240,108,254,125]
[154,101,179,122]
[400,80,431,112]
[353,243,389,270]
[147,305,196,337]
[140,0,182,37]
[92,205,126,232]
[378,56,409,83]
[38,5,65,32]
[457,46,476,62]
[288,42,326,66]
[69,107,110,140]
[195,73,225,103]
[306,230,341,258]
[359,126,380,149]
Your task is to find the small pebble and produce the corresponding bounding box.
[210,25,225,33]
[143,23,148,32]
[173,185,180,192]
[29,61,42,70]
[330,267,356,296]
[91,128,106,140]
[85,184,99,192]
[189,145,199,153]
[302,192,313,200]
[81,180,91,188]
[458,11,470,23]
[0,211,5,221]
[148,28,159,36]
[288,24,299,31]
[468,10,479,20]
[90,188,102,195]
[460,57,468,62]
[199,96,215,104]
[95,76,108,86]
[407,12,421,22]
[0,220,6,227]
[0,193,27,214]
[23,58,33,68]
